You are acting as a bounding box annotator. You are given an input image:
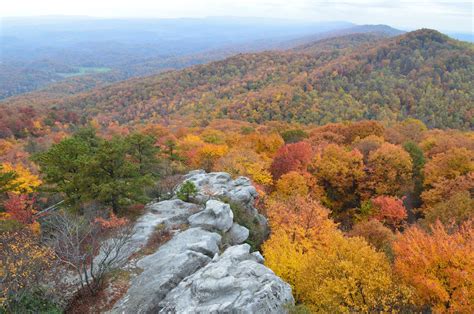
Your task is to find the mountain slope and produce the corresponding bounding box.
[0,17,355,99]
[0,23,400,101]
[3,29,473,130]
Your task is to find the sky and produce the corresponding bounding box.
[1,0,473,33]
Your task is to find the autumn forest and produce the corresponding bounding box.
[0,17,473,313]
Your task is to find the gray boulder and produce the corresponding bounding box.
[227,223,249,245]
[182,171,268,233]
[228,176,258,205]
[188,200,233,232]
[158,244,294,313]
[251,251,265,264]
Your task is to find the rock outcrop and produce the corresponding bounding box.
[182,170,261,215]
[182,170,269,234]
[109,171,294,314]
[188,200,234,232]
[112,228,221,313]
[158,244,294,313]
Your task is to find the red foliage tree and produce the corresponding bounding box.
[371,196,407,230]
[270,142,312,179]
[3,193,36,225]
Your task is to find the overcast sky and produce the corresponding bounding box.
[1,0,473,32]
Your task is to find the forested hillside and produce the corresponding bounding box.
[5,29,468,130]
[1,27,473,312]
[1,17,360,99]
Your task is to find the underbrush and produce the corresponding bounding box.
[1,288,62,314]
[65,269,132,314]
[226,200,268,251]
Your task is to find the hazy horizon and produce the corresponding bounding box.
[1,0,472,33]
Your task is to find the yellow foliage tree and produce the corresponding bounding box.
[245,163,273,186]
[196,143,228,172]
[273,171,310,200]
[263,196,413,312]
[0,163,41,194]
[311,144,365,210]
[423,147,474,188]
[262,228,310,289]
[298,234,412,313]
[217,148,273,185]
[242,133,284,158]
[365,143,413,197]
[0,139,14,156]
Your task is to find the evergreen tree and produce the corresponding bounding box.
[33,129,158,213]
[0,164,18,194]
[403,141,425,208]
[32,136,93,207]
[83,137,154,213]
[125,132,159,176]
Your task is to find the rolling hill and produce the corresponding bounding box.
[0,17,356,99]
[1,29,473,135]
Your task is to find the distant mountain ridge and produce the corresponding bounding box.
[2,28,473,130]
[288,24,404,49]
[0,20,404,100]
[0,17,356,99]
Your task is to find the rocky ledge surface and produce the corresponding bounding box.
[109,170,294,313]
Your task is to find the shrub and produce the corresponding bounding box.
[0,229,55,308]
[141,224,173,255]
[176,181,198,202]
[2,288,61,314]
[281,129,308,144]
[229,201,267,251]
[47,211,133,296]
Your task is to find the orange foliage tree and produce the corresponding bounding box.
[393,221,474,312]
[422,191,474,228]
[3,194,36,225]
[348,219,395,255]
[265,196,336,247]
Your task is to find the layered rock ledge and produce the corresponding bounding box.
[109,171,294,313]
